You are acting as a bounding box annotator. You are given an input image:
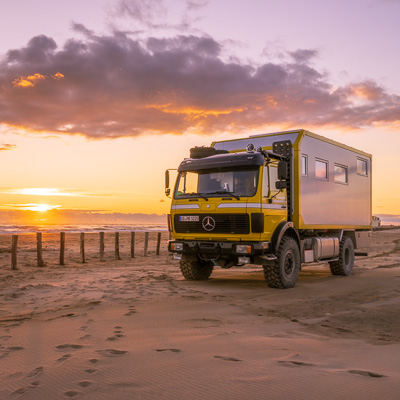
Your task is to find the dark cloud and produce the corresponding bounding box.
[289,49,319,63]
[1,28,399,138]
[116,0,167,27]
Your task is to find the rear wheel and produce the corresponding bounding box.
[180,259,213,280]
[329,236,354,276]
[263,237,300,289]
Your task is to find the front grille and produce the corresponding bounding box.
[174,214,250,234]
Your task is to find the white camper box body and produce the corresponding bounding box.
[212,129,372,230]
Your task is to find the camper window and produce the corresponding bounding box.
[315,159,328,180]
[357,158,368,176]
[334,164,348,184]
[301,155,308,176]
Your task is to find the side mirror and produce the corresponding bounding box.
[277,160,288,180]
[275,181,287,190]
[165,170,170,196]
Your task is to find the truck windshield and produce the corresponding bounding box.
[174,166,259,199]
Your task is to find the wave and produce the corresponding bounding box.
[0,224,168,235]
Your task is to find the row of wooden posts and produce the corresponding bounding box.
[10,231,163,270]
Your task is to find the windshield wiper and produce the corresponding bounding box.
[187,192,209,201]
[209,191,241,200]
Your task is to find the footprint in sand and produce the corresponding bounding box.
[156,349,182,353]
[11,387,27,396]
[214,355,242,362]
[79,334,92,340]
[106,326,125,341]
[348,369,386,378]
[88,358,99,364]
[8,346,24,351]
[124,307,136,316]
[57,354,72,363]
[27,366,44,377]
[278,360,315,367]
[56,344,84,350]
[96,349,128,357]
[78,381,92,388]
[64,390,80,397]
[84,368,97,374]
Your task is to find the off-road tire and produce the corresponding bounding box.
[263,236,301,289]
[179,259,213,280]
[329,236,354,276]
[190,146,228,159]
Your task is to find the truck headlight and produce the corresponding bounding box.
[235,244,252,254]
[171,242,184,251]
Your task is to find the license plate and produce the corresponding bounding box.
[179,216,199,222]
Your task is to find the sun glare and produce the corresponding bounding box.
[12,203,61,212]
[27,204,54,212]
[18,188,68,196]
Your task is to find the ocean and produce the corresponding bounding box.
[0,224,168,235]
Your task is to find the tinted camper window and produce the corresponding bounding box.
[357,158,368,176]
[315,159,328,180]
[334,164,348,184]
[301,155,308,176]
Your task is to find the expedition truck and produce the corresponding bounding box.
[165,129,372,288]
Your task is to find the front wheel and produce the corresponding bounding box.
[263,237,301,289]
[329,236,354,276]
[179,259,213,280]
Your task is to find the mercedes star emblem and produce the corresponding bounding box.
[202,216,216,231]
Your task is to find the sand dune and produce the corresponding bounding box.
[0,230,400,399]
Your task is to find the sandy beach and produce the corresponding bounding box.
[0,230,399,399]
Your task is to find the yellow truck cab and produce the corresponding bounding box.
[165,129,372,288]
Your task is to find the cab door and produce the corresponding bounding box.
[261,164,288,240]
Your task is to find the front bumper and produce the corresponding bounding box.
[168,240,272,260]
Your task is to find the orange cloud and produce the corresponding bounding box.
[12,72,64,88]
[13,73,45,87]
[348,81,384,101]
[52,72,65,80]
[143,104,245,119]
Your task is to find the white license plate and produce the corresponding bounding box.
[179,216,199,222]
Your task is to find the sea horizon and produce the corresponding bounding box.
[0,223,168,235]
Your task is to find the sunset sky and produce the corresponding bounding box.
[0,0,399,225]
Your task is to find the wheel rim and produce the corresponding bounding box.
[284,251,295,276]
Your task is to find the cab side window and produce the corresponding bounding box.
[263,165,279,197]
[269,165,279,197]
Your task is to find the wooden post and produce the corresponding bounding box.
[144,232,149,257]
[100,232,105,261]
[115,232,121,260]
[130,231,135,258]
[80,232,86,263]
[36,232,45,267]
[60,232,65,265]
[11,235,18,270]
[156,232,162,255]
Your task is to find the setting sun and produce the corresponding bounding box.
[24,203,60,212]
[31,204,51,212]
